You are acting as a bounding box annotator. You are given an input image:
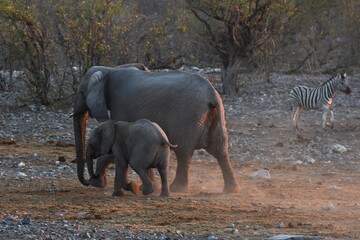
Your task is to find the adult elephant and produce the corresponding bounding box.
[72,64,240,193]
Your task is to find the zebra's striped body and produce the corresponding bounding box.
[289,73,351,131]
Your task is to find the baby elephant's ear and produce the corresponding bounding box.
[86,71,109,122]
[100,121,116,155]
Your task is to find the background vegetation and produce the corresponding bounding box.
[0,0,359,104]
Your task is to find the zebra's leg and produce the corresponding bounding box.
[293,106,302,132]
[321,108,329,129]
[324,108,334,129]
[329,110,334,128]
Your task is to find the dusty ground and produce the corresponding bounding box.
[0,73,360,239]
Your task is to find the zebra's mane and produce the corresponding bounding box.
[320,73,341,87]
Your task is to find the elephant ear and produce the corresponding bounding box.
[86,71,109,122]
[100,121,116,155]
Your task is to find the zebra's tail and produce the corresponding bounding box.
[289,98,294,111]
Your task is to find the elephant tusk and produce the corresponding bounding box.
[69,112,75,118]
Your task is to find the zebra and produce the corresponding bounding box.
[289,73,351,132]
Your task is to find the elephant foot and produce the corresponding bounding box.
[89,175,107,188]
[127,181,140,195]
[170,182,188,193]
[223,182,240,194]
[112,189,125,197]
[142,186,154,195]
[140,183,158,192]
[160,190,170,197]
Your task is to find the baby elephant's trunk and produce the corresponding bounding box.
[85,147,97,179]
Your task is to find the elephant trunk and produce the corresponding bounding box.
[85,146,97,179]
[73,111,90,186]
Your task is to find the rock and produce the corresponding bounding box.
[21,215,31,225]
[292,164,300,171]
[58,156,66,162]
[325,202,335,211]
[306,156,316,164]
[250,169,271,179]
[224,227,239,234]
[314,136,322,142]
[331,144,347,153]
[17,161,25,167]
[288,222,296,228]
[16,172,27,178]
[275,222,286,228]
[4,215,18,222]
[327,185,340,190]
[175,230,184,237]
[266,235,327,240]
[0,138,17,145]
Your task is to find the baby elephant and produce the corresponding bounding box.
[86,119,177,197]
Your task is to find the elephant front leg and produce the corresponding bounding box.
[122,165,140,195]
[112,163,125,197]
[90,154,114,187]
[113,156,139,196]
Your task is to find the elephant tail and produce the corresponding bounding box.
[163,141,178,149]
[208,94,229,146]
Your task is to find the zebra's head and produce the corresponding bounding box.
[337,73,351,95]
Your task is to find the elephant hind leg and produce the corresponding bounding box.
[126,181,139,195]
[157,158,170,197]
[205,146,240,194]
[139,168,158,192]
[135,169,155,195]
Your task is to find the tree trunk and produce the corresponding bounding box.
[222,60,240,97]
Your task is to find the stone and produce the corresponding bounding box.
[250,169,271,179]
[17,161,25,167]
[306,156,316,164]
[275,222,286,228]
[331,144,347,153]
[266,235,327,240]
[21,215,31,225]
[325,202,335,211]
[16,172,27,178]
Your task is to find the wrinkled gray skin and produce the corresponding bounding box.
[73,64,240,193]
[86,119,176,197]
